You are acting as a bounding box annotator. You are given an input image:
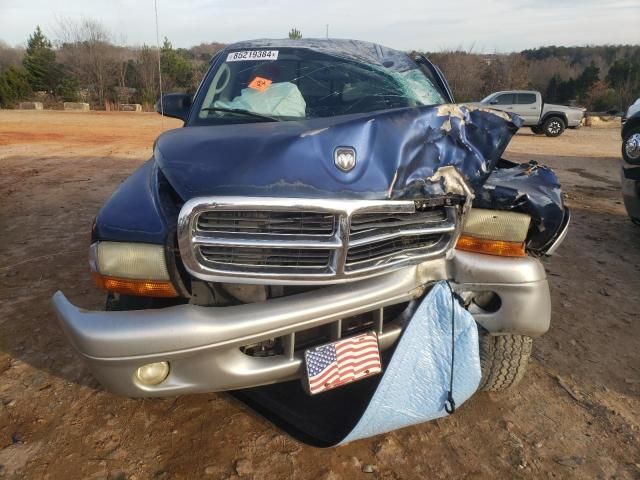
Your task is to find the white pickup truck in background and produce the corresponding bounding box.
[475,90,586,137]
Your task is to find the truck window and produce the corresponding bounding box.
[517,93,537,104]
[493,94,514,105]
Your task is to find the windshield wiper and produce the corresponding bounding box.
[201,107,280,122]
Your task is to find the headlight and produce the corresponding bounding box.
[456,209,531,257]
[90,242,177,297]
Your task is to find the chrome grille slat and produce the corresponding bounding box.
[348,224,456,247]
[349,210,447,231]
[193,235,341,249]
[200,246,332,269]
[346,234,442,265]
[197,210,335,236]
[178,197,463,284]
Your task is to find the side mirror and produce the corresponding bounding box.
[489,99,499,105]
[155,93,192,121]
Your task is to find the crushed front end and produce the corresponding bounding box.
[52,40,569,399]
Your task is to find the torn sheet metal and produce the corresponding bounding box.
[155,104,521,201]
[155,102,566,250]
[474,159,566,252]
[232,282,481,447]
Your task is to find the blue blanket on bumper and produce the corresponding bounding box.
[232,281,481,446]
[340,281,481,443]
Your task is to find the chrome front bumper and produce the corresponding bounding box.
[52,251,550,397]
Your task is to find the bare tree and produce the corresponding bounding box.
[505,53,530,89]
[189,42,225,62]
[55,18,119,106]
[0,41,25,71]
[477,53,530,96]
[427,48,486,101]
[527,57,574,92]
[135,45,159,106]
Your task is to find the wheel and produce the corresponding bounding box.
[622,126,640,224]
[543,116,565,137]
[622,127,640,164]
[531,126,543,135]
[478,333,532,391]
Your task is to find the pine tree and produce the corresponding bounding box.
[23,26,58,92]
[160,37,193,90]
[0,66,31,107]
[288,28,302,40]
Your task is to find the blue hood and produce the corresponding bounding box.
[95,103,565,252]
[154,104,521,201]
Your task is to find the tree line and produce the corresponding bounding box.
[422,44,639,111]
[1,22,638,112]
[0,22,224,109]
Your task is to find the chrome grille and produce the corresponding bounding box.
[178,197,461,284]
[349,209,447,237]
[197,210,335,236]
[346,234,443,267]
[199,245,332,270]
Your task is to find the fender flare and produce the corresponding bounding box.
[540,111,568,127]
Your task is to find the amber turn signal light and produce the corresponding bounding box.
[455,235,526,257]
[92,272,178,298]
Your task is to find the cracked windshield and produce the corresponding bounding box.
[196,48,446,123]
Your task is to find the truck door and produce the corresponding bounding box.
[514,93,539,125]
[487,93,515,115]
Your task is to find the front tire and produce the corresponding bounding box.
[479,333,532,391]
[543,116,565,137]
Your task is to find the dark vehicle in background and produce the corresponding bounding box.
[622,98,640,124]
[621,103,640,223]
[52,39,569,400]
[474,90,585,137]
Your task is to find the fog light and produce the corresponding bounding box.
[135,362,170,385]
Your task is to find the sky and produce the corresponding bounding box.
[1,0,639,52]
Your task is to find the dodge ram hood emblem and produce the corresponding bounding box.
[334,147,356,172]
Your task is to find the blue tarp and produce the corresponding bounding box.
[341,281,481,443]
[233,282,482,446]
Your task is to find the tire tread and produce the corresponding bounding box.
[479,334,532,391]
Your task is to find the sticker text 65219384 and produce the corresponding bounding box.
[226,50,279,62]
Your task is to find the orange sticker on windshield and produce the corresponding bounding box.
[248,76,272,92]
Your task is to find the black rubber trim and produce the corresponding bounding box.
[539,207,571,254]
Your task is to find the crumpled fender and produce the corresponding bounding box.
[474,159,566,252]
[92,160,170,244]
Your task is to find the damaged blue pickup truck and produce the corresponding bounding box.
[52,39,570,443]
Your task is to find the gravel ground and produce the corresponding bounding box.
[0,111,638,479]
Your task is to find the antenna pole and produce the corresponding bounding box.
[326,24,329,39]
[154,0,164,129]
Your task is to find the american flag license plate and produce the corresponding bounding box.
[303,332,382,395]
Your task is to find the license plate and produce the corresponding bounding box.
[303,332,382,395]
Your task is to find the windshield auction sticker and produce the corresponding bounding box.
[248,76,273,92]
[226,50,279,62]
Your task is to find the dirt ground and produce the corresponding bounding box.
[0,110,638,480]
